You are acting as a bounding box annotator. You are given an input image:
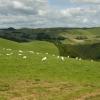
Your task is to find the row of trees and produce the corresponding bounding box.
[0,28,65,42]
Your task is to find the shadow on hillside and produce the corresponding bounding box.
[50,40,100,61]
[0,28,100,61]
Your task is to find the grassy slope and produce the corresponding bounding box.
[0,38,59,55]
[63,28,100,35]
[0,38,100,100]
[60,28,100,43]
[58,28,100,60]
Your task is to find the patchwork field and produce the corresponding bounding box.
[0,38,100,100]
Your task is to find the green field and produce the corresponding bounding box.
[0,38,100,100]
[1,27,100,60]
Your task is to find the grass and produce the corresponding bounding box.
[0,38,59,55]
[86,95,100,100]
[0,38,100,100]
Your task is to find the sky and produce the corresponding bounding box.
[0,0,100,28]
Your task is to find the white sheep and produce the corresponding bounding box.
[3,48,5,50]
[79,58,82,61]
[45,53,48,55]
[67,56,70,58]
[28,51,34,53]
[23,56,27,59]
[6,53,13,56]
[57,56,60,59]
[75,57,79,60]
[6,48,12,51]
[36,52,40,55]
[18,53,22,56]
[19,50,23,53]
[6,54,11,56]
[52,54,55,57]
[91,59,94,62]
[61,57,64,61]
[10,53,13,55]
[42,57,47,61]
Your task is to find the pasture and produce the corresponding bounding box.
[0,38,100,100]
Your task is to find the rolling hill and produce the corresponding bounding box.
[0,27,100,60]
[0,38,59,55]
[0,38,100,100]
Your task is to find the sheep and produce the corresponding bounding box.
[67,56,70,58]
[52,54,55,57]
[3,48,5,50]
[36,52,40,55]
[75,57,79,60]
[19,50,23,53]
[6,53,13,56]
[23,56,27,59]
[10,53,13,55]
[28,51,34,54]
[91,59,94,62]
[57,56,60,59]
[61,57,64,61]
[6,48,12,51]
[18,53,22,56]
[42,57,47,61]
[79,58,82,61]
[6,54,11,56]
[45,53,48,55]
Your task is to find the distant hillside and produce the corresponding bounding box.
[0,27,100,42]
[0,27,66,42]
[0,27,100,60]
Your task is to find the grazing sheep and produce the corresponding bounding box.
[19,50,23,53]
[18,53,22,56]
[79,58,82,61]
[91,59,94,62]
[28,51,34,53]
[57,56,60,59]
[42,57,47,61]
[61,57,64,61]
[67,56,70,58]
[52,54,55,57]
[36,52,40,55]
[45,53,48,55]
[6,53,13,56]
[75,57,79,60]
[3,48,5,50]
[6,54,11,56]
[10,53,13,55]
[23,56,27,59]
[6,49,12,51]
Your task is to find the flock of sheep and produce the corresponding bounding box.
[0,48,94,62]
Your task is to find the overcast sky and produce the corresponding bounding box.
[0,0,100,28]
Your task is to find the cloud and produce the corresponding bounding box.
[72,0,100,4]
[0,0,48,15]
[0,0,49,28]
[0,0,100,28]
